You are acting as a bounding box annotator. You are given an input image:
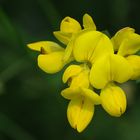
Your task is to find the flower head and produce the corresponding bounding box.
[71,29,132,117]
[27,13,140,133]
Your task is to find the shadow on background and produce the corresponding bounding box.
[0,0,140,140]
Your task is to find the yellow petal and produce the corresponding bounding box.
[27,41,64,53]
[117,33,140,56]
[111,27,135,51]
[37,51,65,73]
[83,13,96,30]
[62,38,74,63]
[60,16,81,33]
[53,31,72,44]
[77,98,94,132]
[67,97,94,132]
[67,97,82,130]
[126,55,140,80]
[101,83,127,117]
[73,30,114,64]
[62,66,90,100]
[80,88,101,105]
[61,87,101,104]
[62,65,82,83]
[61,88,80,100]
[90,54,133,89]
[70,68,89,89]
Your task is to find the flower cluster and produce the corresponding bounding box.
[27,14,140,132]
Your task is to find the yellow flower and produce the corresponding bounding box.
[27,13,139,132]
[60,16,81,34]
[53,13,96,44]
[71,29,132,117]
[53,13,97,62]
[90,54,133,89]
[111,27,135,52]
[100,83,126,117]
[89,54,132,116]
[61,64,100,132]
[68,26,133,116]
[53,16,81,45]
[73,30,114,64]
[111,27,140,56]
[27,41,68,73]
[111,27,140,79]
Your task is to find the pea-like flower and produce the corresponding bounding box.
[72,28,133,117]
[61,64,100,132]
[27,41,67,73]
[111,27,140,79]
[100,83,126,117]
[53,13,97,62]
[89,54,133,116]
[27,13,140,133]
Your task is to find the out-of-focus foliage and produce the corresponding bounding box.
[0,0,140,139]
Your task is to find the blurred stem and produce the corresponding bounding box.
[0,7,24,47]
[0,56,30,83]
[37,0,61,28]
[0,112,35,140]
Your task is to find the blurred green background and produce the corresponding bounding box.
[0,0,140,140]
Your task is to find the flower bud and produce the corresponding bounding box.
[100,84,127,117]
[60,17,81,33]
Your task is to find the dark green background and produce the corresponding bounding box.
[0,0,140,140]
